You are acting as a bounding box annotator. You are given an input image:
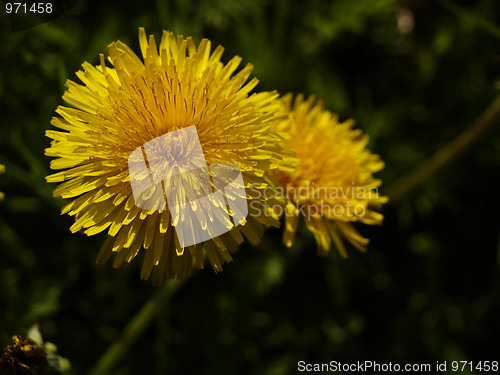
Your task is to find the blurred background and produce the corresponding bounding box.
[1,0,500,374]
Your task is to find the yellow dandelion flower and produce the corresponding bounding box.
[45,28,293,284]
[272,94,388,257]
[0,164,4,201]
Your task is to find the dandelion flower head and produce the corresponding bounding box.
[273,94,388,257]
[45,28,293,284]
[0,335,49,375]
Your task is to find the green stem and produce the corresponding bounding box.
[87,280,183,375]
[386,94,500,202]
